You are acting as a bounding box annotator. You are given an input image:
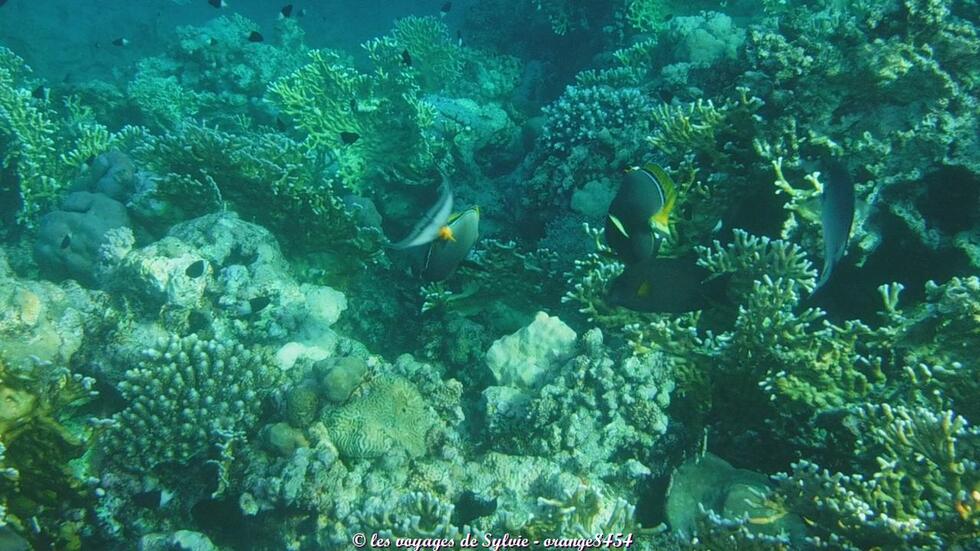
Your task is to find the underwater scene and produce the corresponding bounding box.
[0,0,978,549]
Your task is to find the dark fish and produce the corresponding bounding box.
[440,1,452,16]
[112,37,130,47]
[608,256,728,313]
[248,31,264,43]
[0,526,29,551]
[60,234,71,249]
[32,85,46,99]
[456,30,463,47]
[208,0,227,8]
[276,117,287,131]
[606,163,677,264]
[0,0,8,6]
[814,161,854,291]
[418,207,480,281]
[249,295,271,313]
[133,489,162,509]
[401,49,412,66]
[389,179,453,249]
[185,259,206,278]
[210,37,219,46]
[280,4,293,18]
[452,490,496,526]
[339,131,360,145]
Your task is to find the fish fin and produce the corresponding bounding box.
[387,180,453,249]
[608,214,630,238]
[645,164,677,235]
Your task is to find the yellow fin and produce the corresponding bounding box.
[636,281,651,297]
[608,214,630,238]
[645,163,677,235]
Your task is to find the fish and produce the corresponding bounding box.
[339,131,360,145]
[401,49,412,66]
[388,179,454,249]
[248,31,264,43]
[208,0,227,8]
[0,526,29,551]
[605,162,677,264]
[814,161,854,291]
[417,207,480,281]
[0,1,7,7]
[440,1,452,16]
[280,4,293,18]
[112,37,130,47]
[608,256,728,313]
[32,85,46,99]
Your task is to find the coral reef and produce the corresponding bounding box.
[103,333,276,472]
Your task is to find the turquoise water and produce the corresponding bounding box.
[0,1,977,549]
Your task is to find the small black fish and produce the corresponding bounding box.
[452,490,496,526]
[32,85,46,99]
[185,259,206,278]
[401,49,412,66]
[248,31,264,43]
[349,98,358,112]
[60,234,71,249]
[340,131,360,145]
[249,296,271,313]
[276,117,287,131]
[208,0,227,8]
[112,37,130,47]
[0,0,8,7]
[280,3,293,18]
[210,37,218,46]
[440,1,452,16]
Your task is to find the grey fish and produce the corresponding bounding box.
[814,162,854,291]
[0,526,29,551]
[417,207,480,281]
[388,179,453,249]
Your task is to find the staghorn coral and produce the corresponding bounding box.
[0,48,145,227]
[133,122,384,264]
[365,16,464,93]
[268,47,444,192]
[104,333,276,472]
[771,405,980,549]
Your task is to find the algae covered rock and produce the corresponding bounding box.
[323,375,434,460]
[485,311,576,389]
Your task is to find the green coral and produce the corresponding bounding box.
[366,16,464,93]
[133,122,383,265]
[268,48,443,191]
[0,47,147,227]
[773,405,980,549]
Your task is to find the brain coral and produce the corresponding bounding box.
[324,375,433,460]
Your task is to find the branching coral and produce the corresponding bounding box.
[268,48,444,191]
[0,49,143,228]
[772,405,980,549]
[365,16,463,93]
[104,333,277,472]
[133,122,384,264]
